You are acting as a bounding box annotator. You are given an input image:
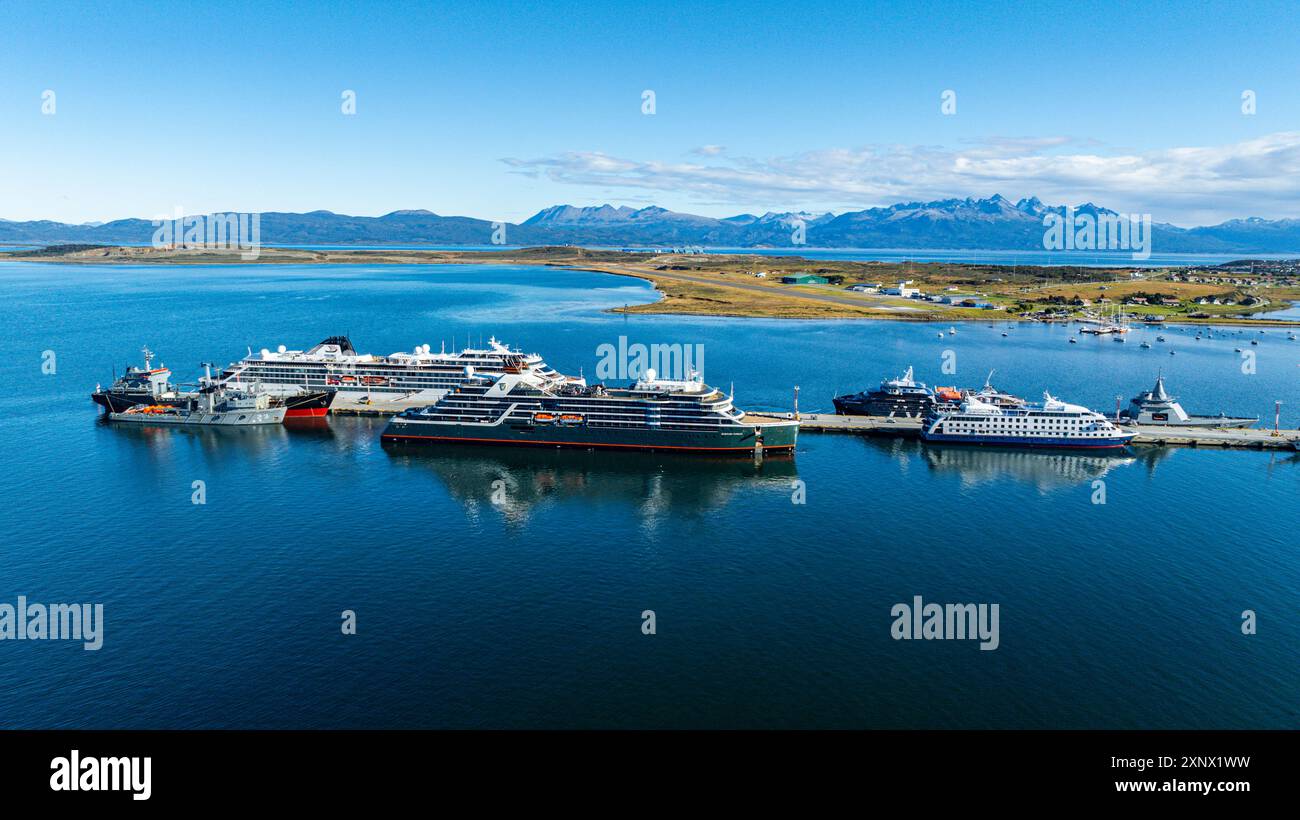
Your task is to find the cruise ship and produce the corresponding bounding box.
[921,392,1138,449]
[381,367,798,455]
[217,336,583,413]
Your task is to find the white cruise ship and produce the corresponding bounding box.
[218,336,583,414]
[921,392,1138,449]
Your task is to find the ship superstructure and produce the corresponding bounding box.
[217,336,581,414]
[91,347,189,413]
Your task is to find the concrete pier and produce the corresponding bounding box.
[796,413,1300,450]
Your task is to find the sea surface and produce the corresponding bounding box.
[0,260,1297,729]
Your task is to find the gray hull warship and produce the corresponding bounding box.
[1119,375,1257,429]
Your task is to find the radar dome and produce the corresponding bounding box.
[644,368,657,381]
[277,344,287,354]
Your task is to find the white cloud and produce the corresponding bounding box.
[502,133,1300,225]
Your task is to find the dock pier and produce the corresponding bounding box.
[796,413,1300,450]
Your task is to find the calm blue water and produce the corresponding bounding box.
[1,261,1297,729]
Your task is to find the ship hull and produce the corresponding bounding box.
[278,390,336,418]
[107,407,287,426]
[833,393,934,418]
[919,432,1135,449]
[91,391,189,413]
[381,418,798,454]
[1123,416,1257,429]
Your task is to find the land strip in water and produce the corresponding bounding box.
[7,244,1299,325]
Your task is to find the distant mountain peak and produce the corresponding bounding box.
[382,209,438,218]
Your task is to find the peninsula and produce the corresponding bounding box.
[6,244,1299,325]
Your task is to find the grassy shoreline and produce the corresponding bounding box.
[6,244,1299,326]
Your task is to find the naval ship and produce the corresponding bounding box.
[217,336,583,414]
[1118,375,1257,428]
[381,365,798,455]
[108,381,286,426]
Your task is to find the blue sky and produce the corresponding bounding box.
[1,0,1297,225]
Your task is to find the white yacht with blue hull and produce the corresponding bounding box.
[921,392,1138,450]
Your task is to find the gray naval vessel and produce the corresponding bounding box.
[1119,374,1257,429]
[107,364,287,427]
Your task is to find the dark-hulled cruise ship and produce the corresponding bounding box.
[381,364,798,455]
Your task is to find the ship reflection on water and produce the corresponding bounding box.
[384,442,798,526]
[856,437,1149,492]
